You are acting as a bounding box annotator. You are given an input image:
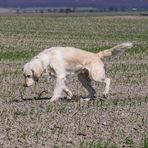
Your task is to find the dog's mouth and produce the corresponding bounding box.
[23,82,28,87]
[23,78,35,87]
[23,82,33,87]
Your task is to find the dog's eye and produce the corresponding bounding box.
[27,75,31,78]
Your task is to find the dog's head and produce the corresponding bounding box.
[22,61,42,87]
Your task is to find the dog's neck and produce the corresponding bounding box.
[34,53,50,71]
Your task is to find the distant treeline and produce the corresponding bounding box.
[0,7,147,14]
[15,7,147,14]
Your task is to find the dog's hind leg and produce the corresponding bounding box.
[90,62,111,97]
[78,72,96,99]
[102,77,110,96]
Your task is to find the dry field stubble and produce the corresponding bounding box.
[0,13,148,147]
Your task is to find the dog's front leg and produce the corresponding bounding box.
[50,77,72,102]
[63,88,73,100]
[50,77,64,102]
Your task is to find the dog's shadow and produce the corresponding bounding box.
[22,97,51,101]
[19,90,51,102]
[21,95,82,103]
[18,90,101,103]
[19,89,82,102]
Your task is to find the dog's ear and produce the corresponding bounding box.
[21,64,25,71]
[21,62,27,71]
[21,66,24,71]
[32,69,40,82]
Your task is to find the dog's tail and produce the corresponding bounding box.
[97,42,133,58]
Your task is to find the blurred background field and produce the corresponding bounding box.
[0,12,148,60]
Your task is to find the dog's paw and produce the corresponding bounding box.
[80,98,91,102]
[50,97,59,102]
[80,96,96,102]
[50,99,56,102]
[66,96,72,100]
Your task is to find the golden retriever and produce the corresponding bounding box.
[22,42,133,102]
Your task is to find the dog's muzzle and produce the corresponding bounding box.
[23,82,28,87]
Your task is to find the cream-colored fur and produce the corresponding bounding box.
[23,42,133,102]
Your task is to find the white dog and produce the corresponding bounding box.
[22,42,133,102]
